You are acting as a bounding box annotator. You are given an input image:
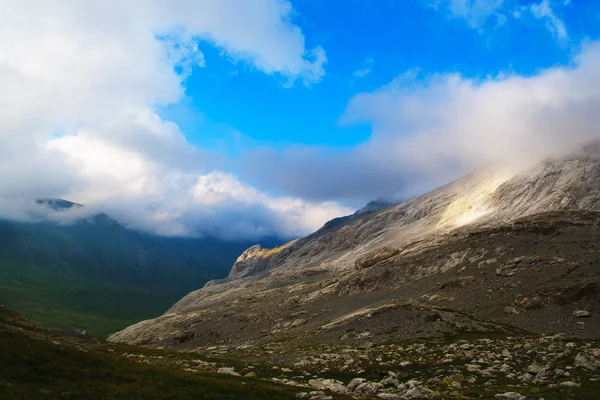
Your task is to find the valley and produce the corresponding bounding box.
[0,210,281,336]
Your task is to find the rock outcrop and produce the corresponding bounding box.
[228,245,269,278]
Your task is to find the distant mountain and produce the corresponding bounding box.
[0,202,283,336]
[36,198,83,210]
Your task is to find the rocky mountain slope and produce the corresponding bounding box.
[110,146,600,350]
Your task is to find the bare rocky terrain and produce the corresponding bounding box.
[108,146,600,399]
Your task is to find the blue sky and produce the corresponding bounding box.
[4,0,600,239]
[164,0,599,155]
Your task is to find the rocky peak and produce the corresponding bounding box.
[228,244,266,278]
[354,198,397,216]
[228,240,297,279]
[35,198,83,211]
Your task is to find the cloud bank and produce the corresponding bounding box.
[1,0,597,241]
[240,42,600,205]
[0,0,348,240]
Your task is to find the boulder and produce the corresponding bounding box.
[217,367,240,376]
[527,362,551,376]
[354,381,383,396]
[310,379,349,395]
[347,377,366,391]
[494,393,526,400]
[574,348,600,371]
[573,310,591,318]
[403,386,434,399]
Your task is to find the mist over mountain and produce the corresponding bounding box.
[0,200,284,335]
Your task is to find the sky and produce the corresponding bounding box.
[1,0,600,240]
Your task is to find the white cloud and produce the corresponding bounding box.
[427,0,506,28]
[346,41,600,171]
[47,134,161,202]
[353,57,374,78]
[530,0,568,41]
[429,0,570,40]
[354,68,373,78]
[42,130,353,239]
[241,42,600,204]
[189,171,353,238]
[0,0,346,240]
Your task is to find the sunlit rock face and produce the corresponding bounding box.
[436,170,516,229]
[228,240,297,279]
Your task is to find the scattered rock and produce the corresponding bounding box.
[296,391,332,400]
[527,362,550,376]
[217,367,240,376]
[292,318,308,327]
[403,386,433,399]
[308,379,349,395]
[347,378,366,391]
[574,349,600,371]
[494,393,526,400]
[573,310,591,318]
[560,381,581,387]
[515,295,544,310]
[495,257,531,277]
[354,381,383,396]
[504,306,520,315]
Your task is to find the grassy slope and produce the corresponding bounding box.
[0,218,279,336]
[0,307,301,400]
[0,268,177,336]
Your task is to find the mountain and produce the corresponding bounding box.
[110,145,600,349]
[105,146,600,399]
[0,203,283,336]
[35,197,83,210]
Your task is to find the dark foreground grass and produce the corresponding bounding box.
[0,329,300,400]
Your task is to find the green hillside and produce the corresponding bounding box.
[0,214,278,337]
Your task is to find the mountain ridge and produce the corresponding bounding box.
[228,143,600,281]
